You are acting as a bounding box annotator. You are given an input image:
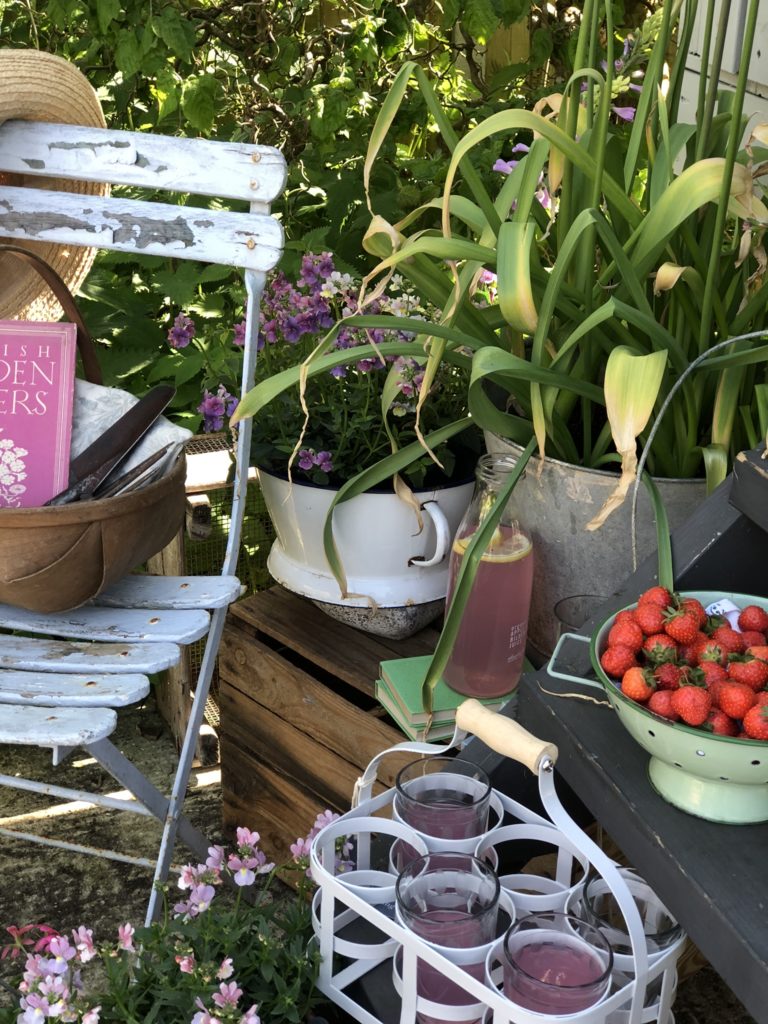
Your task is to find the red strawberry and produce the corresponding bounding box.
[653,663,685,691]
[621,666,656,703]
[633,602,666,636]
[715,681,756,720]
[704,709,739,736]
[607,619,644,652]
[614,609,638,627]
[680,597,707,628]
[664,610,700,645]
[677,631,710,665]
[755,691,768,707]
[746,645,768,663]
[710,625,746,655]
[648,690,680,720]
[728,656,768,692]
[742,704,768,740]
[698,660,728,687]
[670,684,712,726]
[740,630,766,647]
[738,605,768,633]
[600,645,638,679]
[696,639,727,666]
[642,633,678,663]
[638,586,673,609]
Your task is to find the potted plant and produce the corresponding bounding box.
[237,252,480,639]
[236,0,768,662]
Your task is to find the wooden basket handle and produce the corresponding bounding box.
[455,699,558,774]
[0,244,102,384]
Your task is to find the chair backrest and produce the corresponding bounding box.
[0,119,287,574]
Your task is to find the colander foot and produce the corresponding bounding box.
[648,758,768,824]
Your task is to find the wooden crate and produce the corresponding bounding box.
[219,585,440,863]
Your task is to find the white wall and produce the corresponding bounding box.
[678,0,768,129]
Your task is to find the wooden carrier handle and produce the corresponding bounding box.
[455,699,558,774]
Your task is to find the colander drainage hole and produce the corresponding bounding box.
[719,777,730,781]
[673,762,682,768]
[696,750,705,757]
[751,760,761,766]
[648,730,655,738]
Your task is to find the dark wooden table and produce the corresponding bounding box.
[463,448,768,1024]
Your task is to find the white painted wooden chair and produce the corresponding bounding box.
[0,121,286,923]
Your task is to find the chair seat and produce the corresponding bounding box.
[0,604,211,644]
[0,705,117,746]
[0,637,181,674]
[0,670,150,707]
[95,574,242,610]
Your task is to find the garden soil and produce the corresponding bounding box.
[0,695,756,1023]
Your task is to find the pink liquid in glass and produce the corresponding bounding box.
[408,909,489,1024]
[394,788,489,871]
[503,932,609,1014]
[444,525,534,698]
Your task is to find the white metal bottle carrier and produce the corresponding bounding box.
[309,700,685,1024]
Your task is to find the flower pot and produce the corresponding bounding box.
[258,468,474,638]
[484,434,706,658]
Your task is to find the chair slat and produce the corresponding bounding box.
[0,671,149,707]
[95,575,242,610]
[0,705,117,746]
[0,638,180,674]
[0,121,287,203]
[0,605,210,644]
[0,186,283,271]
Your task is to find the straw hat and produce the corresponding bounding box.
[0,49,107,322]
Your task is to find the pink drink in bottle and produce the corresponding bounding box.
[443,454,534,699]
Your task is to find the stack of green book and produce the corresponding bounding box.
[376,655,514,741]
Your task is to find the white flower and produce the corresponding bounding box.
[0,438,12,448]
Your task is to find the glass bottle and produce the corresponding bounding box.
[443,452,534,702]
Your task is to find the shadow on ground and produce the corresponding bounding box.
[0,696,755,1023]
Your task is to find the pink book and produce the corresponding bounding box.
[0,321,78,507]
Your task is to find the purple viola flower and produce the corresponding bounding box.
[612,105,636,122]
[314,450,333,473]
[167,312,196,349]
[298,449,315,471]
[198,391,225,432]
[281,315,305,344]
[493,158,518,175]
[330,365,347,378]
[232,320,246,347]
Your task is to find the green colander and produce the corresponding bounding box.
[548,590,768,824]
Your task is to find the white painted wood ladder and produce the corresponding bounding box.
[0,120,286,923]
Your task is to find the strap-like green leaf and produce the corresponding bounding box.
[420,436,539,715]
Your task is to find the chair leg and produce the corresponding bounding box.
[86,736,211,861]
[145,604,229,924]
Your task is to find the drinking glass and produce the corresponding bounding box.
[581,867,682,957]
[502,910,613,1015]
[392,756,492,871]
[396,852,501,1024]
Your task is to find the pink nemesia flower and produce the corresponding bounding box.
[227,855,256,888]
[213,981,243,1008]
[216,956,234,980]
[241,1006,260,1024]
[19,992,56,1023]
[72,926,96,963]
[176,953,196,974]
[235,826,260,849]
[206,845,226,871]
[192,997,223,1024]
[178,863,201,890]
[83,1008,102,1024]
[42,935,77,974]
[290,836,311,862]
[189,883,216,914]
[117,924,135,952]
